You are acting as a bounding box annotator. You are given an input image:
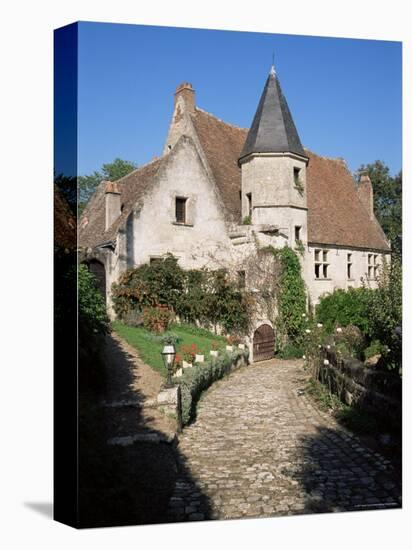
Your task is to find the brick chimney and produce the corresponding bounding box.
[357,171,374,219]
[104,181,121,230]
[174,82,195,113]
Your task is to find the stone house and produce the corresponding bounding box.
[79,66,390,361]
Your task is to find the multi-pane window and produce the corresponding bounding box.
[368,254,379,279]
[175,197,187,224]
[347,253,353,279]
[314,249,329,279]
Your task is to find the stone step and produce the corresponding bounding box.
[101,398,157,409]
[107,431,178,447]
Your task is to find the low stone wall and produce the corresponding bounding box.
[318,348,401,428]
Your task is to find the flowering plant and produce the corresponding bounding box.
[180,343,197,363]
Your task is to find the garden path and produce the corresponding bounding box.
[167,358,401,521]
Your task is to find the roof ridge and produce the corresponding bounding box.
[304,147,348,164]
[194,106,247,131]
[112,154,167,185]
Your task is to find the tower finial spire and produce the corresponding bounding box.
[270,51,276,76]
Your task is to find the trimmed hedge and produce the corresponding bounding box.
[176,349,249,426]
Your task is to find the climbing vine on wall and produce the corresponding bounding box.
[276,246,307,345]
[261,245,307,347]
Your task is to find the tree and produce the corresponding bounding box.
[78,158,138,213]
[356,160,402,254]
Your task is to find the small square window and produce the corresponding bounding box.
[293,167,301,185]
[322,250,328,262]
[347,253,353,279]
[322,264,328,278]
[314,249,320,262]
[295,226,301,242]
[175,197,187,224]
[246,193,252,218]
[315,263,320,279]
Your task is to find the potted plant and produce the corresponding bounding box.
[180,344,196,368]
[195,348,205,363]
[210,341,219,358]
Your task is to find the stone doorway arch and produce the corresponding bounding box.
[252,323,275,362]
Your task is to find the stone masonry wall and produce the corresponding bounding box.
[318,348,401,428]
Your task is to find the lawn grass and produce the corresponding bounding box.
[112,322,227,377]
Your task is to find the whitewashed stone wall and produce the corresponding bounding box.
[303,244,390,306]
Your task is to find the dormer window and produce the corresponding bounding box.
[175,197,187,224]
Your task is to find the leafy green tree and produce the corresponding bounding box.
[78,157,138,213]
[356,160,402,254]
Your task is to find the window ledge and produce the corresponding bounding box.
[172,221,194,227]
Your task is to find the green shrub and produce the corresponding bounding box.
[78,264,109,335]
[112,255,251,334]
[142,306,174,333]
[316,287,373,335]
[277,343,304,359]
[177,349,249,426]
[122,309,143,327]
[366,256,402,371]
[363,339,384,360]
[274,246,307,345]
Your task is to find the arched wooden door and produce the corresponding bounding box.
[253,324,275,362]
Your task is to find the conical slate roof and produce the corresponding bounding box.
[239,67,306,161]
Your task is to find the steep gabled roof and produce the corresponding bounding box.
[239,68,306,161]
[191,108,389,251]
[305,150,390,251]
[79,157,163,248]
[79,100,390,253]
[190,108,246,222]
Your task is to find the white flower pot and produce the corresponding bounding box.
[182,360,193,369]
[175,368,183,377]
[238,343,245,350]
[210,350,219,357]
[195,354,204,363]
[226,345,233,352]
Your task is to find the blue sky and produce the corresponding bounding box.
[76,22,402,177]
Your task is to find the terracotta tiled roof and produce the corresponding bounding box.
[191,108,389,251]
[79,106,389,253]
[190,108,246,222]
[79,158,163,248]
[305,149,390,251]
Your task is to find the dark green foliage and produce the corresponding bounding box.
[363,339,384,360]
[178,349,249,426]
[78,158,138,213]
[273,246,307,345]
[357,160,402,255]
[366,256,402,371]
[112,255,251,334]
[78,264,109,335]
[277,343,304,359]
[316,287,373,335]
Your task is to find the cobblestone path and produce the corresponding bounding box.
[167,359,401,521]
